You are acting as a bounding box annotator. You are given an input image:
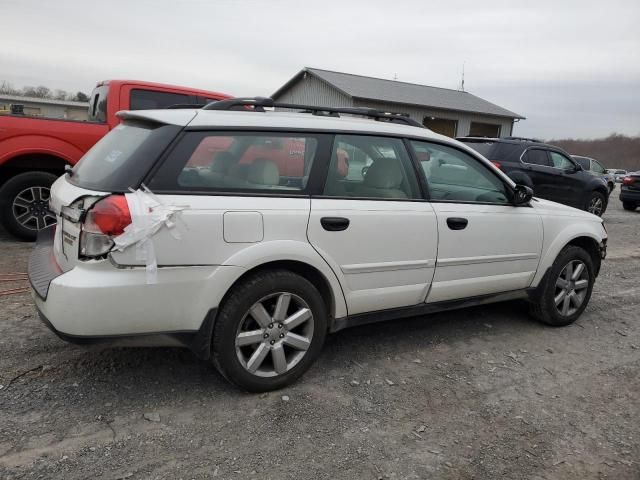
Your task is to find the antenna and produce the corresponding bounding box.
[393,73,398,81]
[459,62,466,91]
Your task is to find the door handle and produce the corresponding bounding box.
[446,217,468,230]
[321,217,350,231]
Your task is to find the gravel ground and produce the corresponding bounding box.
[1,193,638,480]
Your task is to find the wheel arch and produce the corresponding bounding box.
[0,153,71,188]
[532,227,604,287]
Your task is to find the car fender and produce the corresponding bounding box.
[532,220,605,287]
[220,239,348,319]
[0,134,84,165]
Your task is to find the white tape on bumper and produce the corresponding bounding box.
[113,186,186,284]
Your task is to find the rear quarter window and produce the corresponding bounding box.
[148,132,326,194]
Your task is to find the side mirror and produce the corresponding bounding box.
[513,184,533,205]
[573,163,583,172]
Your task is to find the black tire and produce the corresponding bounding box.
[608,182,614,194]
[0,171,58,241]
[585,190,607,217]
[212,270,327,392]
[622,202,637,211]
[529,245,595,326]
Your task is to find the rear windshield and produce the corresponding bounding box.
[68,121,180,192]
[459,140,496,158]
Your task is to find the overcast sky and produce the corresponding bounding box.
[2,0,639,139]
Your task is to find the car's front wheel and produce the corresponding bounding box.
[212,270,327,392]
[529,246,595,326]
[585,191,607,216]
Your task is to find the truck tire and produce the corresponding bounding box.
[0,172,59,241]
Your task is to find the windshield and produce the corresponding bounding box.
[88,85,108,122]
[69,121,180,191]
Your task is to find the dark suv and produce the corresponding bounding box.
[458,137,609,216]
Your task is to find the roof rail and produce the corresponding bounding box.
[202,97,425,128]
[504,136,543,143]
[166,103,206,109]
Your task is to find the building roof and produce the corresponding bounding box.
[0,94,88,107]
[273,67,525,120]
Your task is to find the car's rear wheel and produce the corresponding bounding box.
[529,245,594,326]
[622,202,637,211]
[212,270,327,392]
[0,172,58,241]
[585,191,607,216]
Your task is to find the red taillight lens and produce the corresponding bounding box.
[85,195,131,236]
[623,176,634,186]
[490,160,502,169]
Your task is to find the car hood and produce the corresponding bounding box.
[530,197,602,222]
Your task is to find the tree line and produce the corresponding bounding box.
[549,134,640,172]
[0,81,89,102]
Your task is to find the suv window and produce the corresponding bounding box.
[411,141,509,204]
[323,135,419,199]
[574,156,591,170]
[130,89,191,110]
[524,149,550,166]
[591,159,606,174]
[150,132,319,192]
[549,151,575,169]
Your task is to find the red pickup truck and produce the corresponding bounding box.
[0,80,231,240]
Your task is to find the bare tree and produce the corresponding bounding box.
[73,92,90,102]
[0,81,20,95]
[33,86,52,98]
[53,89,69,101]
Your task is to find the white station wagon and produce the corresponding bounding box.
[29,98,607,392]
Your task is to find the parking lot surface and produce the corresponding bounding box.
[1,194,638,479]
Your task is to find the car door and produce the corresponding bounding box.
[408,140,543,303]
[547,151,585,207]
[519,147,554,198]
[307,134,438,315]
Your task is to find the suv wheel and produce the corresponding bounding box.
[622,202,637,211]
[529,246,594,326]
[0,172,58,241]
[212,270,327,392]
[585,191,607,216]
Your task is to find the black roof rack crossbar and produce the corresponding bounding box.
[202,97,424,128]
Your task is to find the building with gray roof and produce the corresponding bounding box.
[272,67,524,138]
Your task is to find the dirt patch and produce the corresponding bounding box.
[1,195,638,479]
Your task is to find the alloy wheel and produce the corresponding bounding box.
[587,196,604,216]
[554,260,589,316]
[235,292,314,378]
[11,186,56,231]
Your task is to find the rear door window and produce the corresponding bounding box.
[149,132,323,193]
[524,149,551,166]
[573,156,591,170]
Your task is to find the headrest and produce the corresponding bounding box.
[363,158,403,189]
[247,159,280,186]
[210,152,235,173]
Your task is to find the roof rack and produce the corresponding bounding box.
[504,136,543,143]
[201,97,425,128]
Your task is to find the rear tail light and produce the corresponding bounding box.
[490,160,502,169]
[80,195,131,258]
[623,176,635,186]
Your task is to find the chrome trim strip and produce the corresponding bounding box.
[437,253,539,267]
[341,259,435,274]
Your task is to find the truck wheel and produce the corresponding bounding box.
[0,172,58,241]
[622,202,637,211]
[529,245,594,327]
[212,270,327,392]
[585,191,607,216]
